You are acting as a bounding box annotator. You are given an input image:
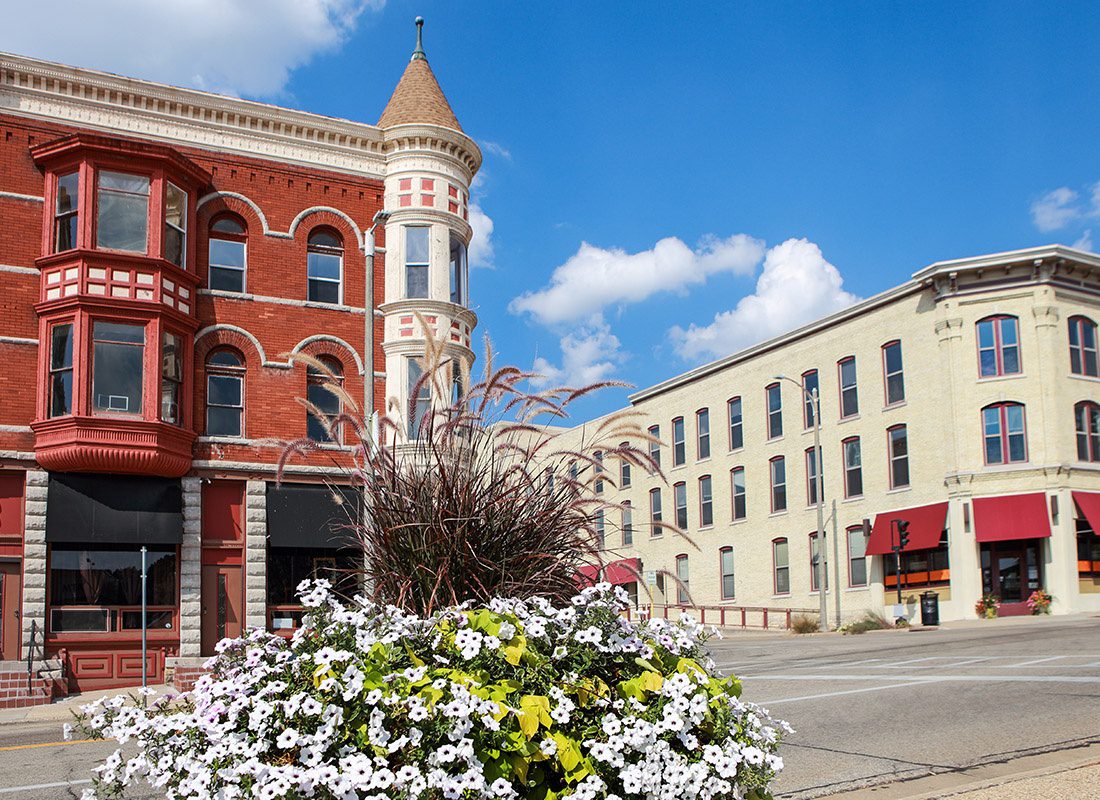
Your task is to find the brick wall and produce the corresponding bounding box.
[0,666,54,709]
[0,111,387,462]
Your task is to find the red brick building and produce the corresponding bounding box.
[0,21,479,700]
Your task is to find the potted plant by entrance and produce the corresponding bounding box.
[1026,589,1053,615]
[974,595,1000,619]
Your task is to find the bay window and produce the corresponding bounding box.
[54,171,79,252]
[160,331,183,425]
[49,323,74,417]
[206,350,245,437]
[92,321,145,414]
[96,171,149,253]
[49,545,176,633]
[307,228,343,304]
[163,182,187,267]
[982,403,1026,465]
[405,226,430,298]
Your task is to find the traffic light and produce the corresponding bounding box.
[897,519,910,550]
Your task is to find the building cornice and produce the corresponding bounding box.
[0,51,389,177]
[911,244,1100,282]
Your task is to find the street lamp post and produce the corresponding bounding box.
[364,210,391,428]
[775,374,828,631]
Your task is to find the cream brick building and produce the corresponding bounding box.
[562,244,1100,623]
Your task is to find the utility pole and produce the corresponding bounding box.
[832,498,841,624]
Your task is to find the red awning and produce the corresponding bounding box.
[1073,491,1100,533]
[866,502,949,556]
[973,493,1051,542]
[604,557,642,586]
[575,564,600,588]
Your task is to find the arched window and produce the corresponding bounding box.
[1076,401,1100,462]
[1069,316,1099,377]
[208,214,247,293]
[206,349,244,437]
[772,538,790,595]
[306,356,343,442]
[976,315,1021,377]
[307,228,343,304]
[719,546,736,601]
[982,402,1027,465]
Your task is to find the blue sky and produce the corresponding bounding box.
[7,1,1100,420]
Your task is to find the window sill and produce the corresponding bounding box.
[976,373,1025,383]
[698,525,714,532]
[885,486,912,495]
[841,495,865,504]
[730,517,748,525]
[766,435,785,444]
[838,414,861,425]
[696,456,712,465]
[728,446,744,455]
[883,401,907,411]
[1069,373,1100,383]
[197,435,251,445]
[845,585,870,593]
[768,510,789,518]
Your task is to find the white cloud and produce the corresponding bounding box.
[1074,229,1094,252]
[530,316,624,389]
[1031,187,1082,232]
[467,173,496,269]
[669,238,859,363]
[510,234,765,325]
[480,141,513,161]
[0,0,383,98]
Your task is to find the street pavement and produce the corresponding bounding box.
[707,613,1100,798]
[0,614,1097,798]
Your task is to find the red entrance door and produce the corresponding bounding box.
[0,562,19,660]
[201,565,243,656]
[980,540,1043,615]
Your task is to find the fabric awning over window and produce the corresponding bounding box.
[45,473,182,545]
[1073,491,1100,533]
[575,564,600,588]
[604,557,642,586]
[265,482,361,549]
[973,493,1052,542]
[866,502,949,556]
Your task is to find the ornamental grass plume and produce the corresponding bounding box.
[279,318,682,616]
[76,582,790,800]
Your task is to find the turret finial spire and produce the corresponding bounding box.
[411,16,426,61]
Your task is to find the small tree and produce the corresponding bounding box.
[282,320,663,616]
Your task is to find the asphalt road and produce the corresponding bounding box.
[707,614,1100,798]
[0,615,1097,799]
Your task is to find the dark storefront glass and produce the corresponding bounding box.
[49,546,176,633]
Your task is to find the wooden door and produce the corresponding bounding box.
[0,562,19,660]
[201,564,243,656]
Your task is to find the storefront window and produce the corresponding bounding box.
[266,548,359,630]
[49,546,176,633]
[883,534,950,588]
[1077,519,1100,576]
[92,321,145,414]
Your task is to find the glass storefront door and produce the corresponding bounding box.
[980,540,1043,605]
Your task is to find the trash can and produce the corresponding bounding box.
[920,591,940,626]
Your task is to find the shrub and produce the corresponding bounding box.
[76,583,790,800]
[837,612,894,635]
[789,614,819,634]
[284,333,663,616]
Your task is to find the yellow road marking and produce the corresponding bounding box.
[0,738,106,751]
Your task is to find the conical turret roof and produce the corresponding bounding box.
[378,17,463,131]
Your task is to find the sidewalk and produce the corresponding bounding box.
[0,684,174,726]
[941,762,1100,799]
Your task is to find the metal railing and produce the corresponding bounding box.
[625,604,818,630]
